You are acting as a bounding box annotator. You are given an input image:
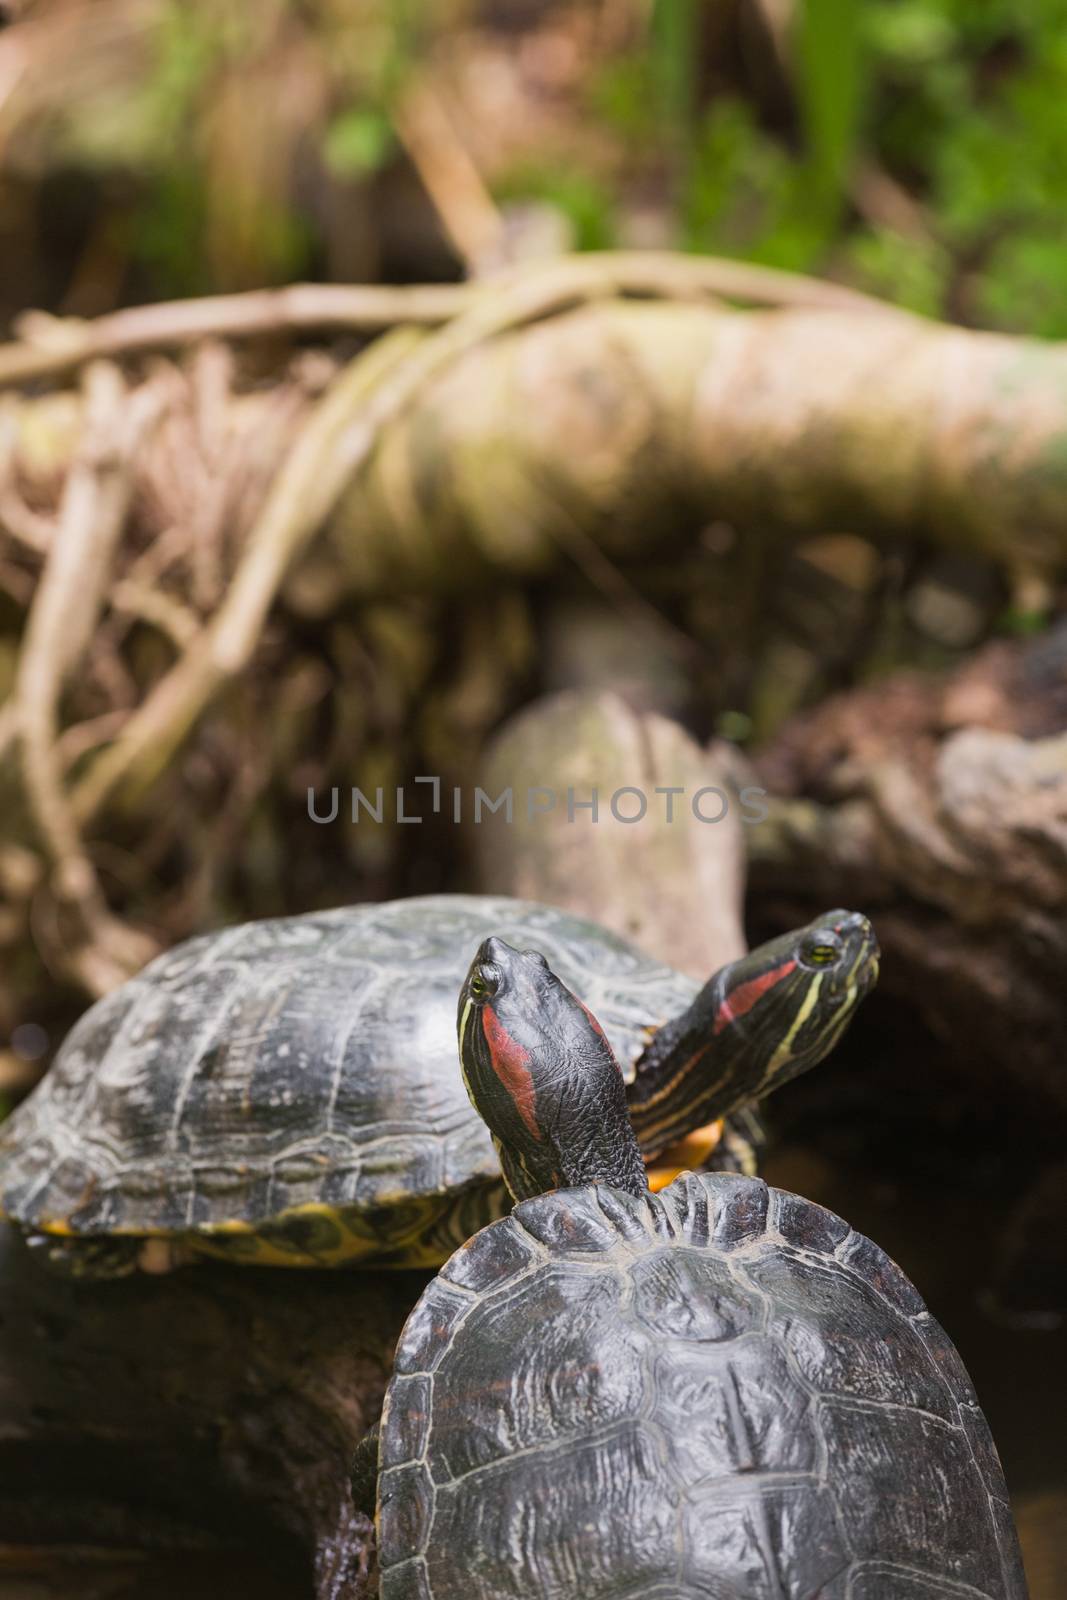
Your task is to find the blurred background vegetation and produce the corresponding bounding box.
[2,0,1067,333]
[1,10,1066,1588]
[2,0,1064,997]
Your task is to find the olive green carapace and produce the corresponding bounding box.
[0,895,877,1274]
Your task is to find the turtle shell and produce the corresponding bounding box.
[0,896,694,1247]
[376,1172,1027,1600]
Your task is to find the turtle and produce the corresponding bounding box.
[354,938,1028,1600]
[0,894,877,1276]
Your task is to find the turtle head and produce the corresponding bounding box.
[725,909,879,1086]
[457,937,647,1204]
[629,910,878,1155]
[459,934,551,1016]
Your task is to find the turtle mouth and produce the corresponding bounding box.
[843,919,879,993]
[856,950,879,994]
[827,935,878,1013]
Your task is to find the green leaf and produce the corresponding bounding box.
[651,0,699,145]
[324,108,395,178]
[797,0,867,207]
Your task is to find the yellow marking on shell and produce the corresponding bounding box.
[37,1217,75,1237]
[192,1198,457,1269]
[33,1190,480,1271]
[188,1201,364,1267]
[35,1215,179,1240]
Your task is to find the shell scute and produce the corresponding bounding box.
[438,1216,539,1294]
[819,1398,1004,1587]
[849,1575,962,1599]
[117,1166,177,1201]
[512,1188,626,1256]
[378,1559,432,1600]
[1,896,697,1241]
[708,1172,770,1252]
[648,1171,711,1247]
[752,1251,957,1423]
[652,1335,815,1482]
[378,1462,434,1565]
[682,1480,848,1598]
[912,1311,979,1409]
[423,1268,643,1485]
[630,1245,759,1343]
[837,1230,926,1317]
[394,1281,473,1376]
[381,1375,433,1471]
[411,1422,678,1600]
[772,1188,850,1254]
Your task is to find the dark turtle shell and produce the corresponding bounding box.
[0,897,695,1255]
[376,1172,1027,1600]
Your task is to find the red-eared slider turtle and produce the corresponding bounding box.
[0,895,877,1276]
[356,939,1027,1600]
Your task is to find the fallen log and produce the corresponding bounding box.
[747,630,1067,1326]
[0,1226,429,1598]
[4,259,1067,1012]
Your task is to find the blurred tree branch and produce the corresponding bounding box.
[0,251,884,388]
[1,251,1066,1002]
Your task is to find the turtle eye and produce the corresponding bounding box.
[469,965,499,1000]
[802,932,842,967]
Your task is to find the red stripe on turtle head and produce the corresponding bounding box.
[713,958,797,1036]
[482,1004,542,1141]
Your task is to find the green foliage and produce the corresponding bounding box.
[650,0,699,152]
[796,0,866,210]
[587,0,1067,335]
[20,0,1067,334]
[495,167,617,253]
[323,109,395,178]
[684,99,828,271]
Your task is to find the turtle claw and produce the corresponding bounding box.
[25,1230,143,1278]
[24,1231,178,1278]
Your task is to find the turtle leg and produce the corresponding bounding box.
[708,1106,767,1176]
[23,1231,182,1277]
[349,1421,381,1517]
[647,1119,724,1191]
[23,1230,146,1278]
[646,1108,768,1190]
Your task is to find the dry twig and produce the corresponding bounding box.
[13,362,164,992]
[0,253,892,391]
[394,79,507,272]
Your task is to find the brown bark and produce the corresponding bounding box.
[472,690,747,979]
[744,627,1067,1340]
[0,1228,429,1598]
[748,631,1067,1125]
